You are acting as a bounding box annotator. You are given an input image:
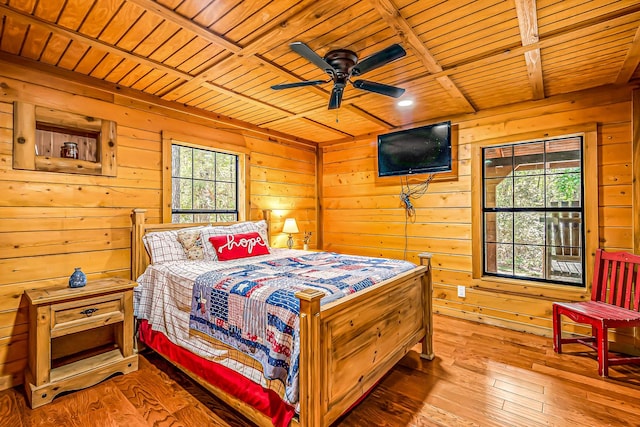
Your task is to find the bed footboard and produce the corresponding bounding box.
[296,256,433,426]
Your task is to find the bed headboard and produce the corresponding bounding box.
[131,209,272,280]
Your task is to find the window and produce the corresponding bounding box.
[171,144,239,223]
[482,136,584,286]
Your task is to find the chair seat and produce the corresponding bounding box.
[554,301,640,325]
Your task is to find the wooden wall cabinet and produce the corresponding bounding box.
[13,101,117,176]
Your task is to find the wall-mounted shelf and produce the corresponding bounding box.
[13,101,117,176]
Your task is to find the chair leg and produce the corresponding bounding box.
[552,305,562,354]
[596,324,608,377]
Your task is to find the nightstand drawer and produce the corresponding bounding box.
[51,294,124,337]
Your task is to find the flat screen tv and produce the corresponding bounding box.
[377,121,452,177]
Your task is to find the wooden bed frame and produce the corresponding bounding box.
[131,209,434,427]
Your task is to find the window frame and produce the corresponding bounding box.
[481,136,585,286]
[471,124,599,299]
[162,131,249,224]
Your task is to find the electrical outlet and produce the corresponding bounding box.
[457,285,466,298]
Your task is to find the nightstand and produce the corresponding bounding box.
[24,278,138,408]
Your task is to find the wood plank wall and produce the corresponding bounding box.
[0,67,317,391]
[322,84,635,342]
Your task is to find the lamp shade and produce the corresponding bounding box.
[282,218,299,234]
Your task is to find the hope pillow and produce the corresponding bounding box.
[208,232,270,261]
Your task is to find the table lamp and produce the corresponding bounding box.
[282,218,299,249]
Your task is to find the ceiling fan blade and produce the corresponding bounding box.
[290,41,334,74]
[328,85,345,109]
[352,79,406,98]
[271,80,326,90]
[351,43,406,76]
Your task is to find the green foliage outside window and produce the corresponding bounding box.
[171,144,238,223]
[485,137,583,285]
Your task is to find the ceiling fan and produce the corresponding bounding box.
[271,42,407,110]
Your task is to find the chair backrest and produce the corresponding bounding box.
[591,248,640,312]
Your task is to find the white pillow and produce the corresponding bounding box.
[251,219,269,246]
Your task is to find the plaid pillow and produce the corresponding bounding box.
[143,226,204,264]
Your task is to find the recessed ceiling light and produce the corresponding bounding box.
[397,99,414,107]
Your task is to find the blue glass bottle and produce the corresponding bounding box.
[69,267,87,288]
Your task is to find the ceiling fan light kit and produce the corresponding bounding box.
[271,41,407,109]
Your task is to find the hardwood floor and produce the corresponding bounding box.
[2,314,640,426]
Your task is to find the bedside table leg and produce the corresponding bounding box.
[117,290,135,357]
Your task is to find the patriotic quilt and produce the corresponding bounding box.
[189,251,415,404]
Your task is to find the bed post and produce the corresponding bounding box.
[131,209,147,280]
[262,209,271,246]
[295,289,325,427]
[418,252,435,360]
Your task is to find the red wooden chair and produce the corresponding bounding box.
[552,248,640,376]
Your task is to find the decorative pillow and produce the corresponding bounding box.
[200,222,262,261]
[142,226,204,264]
[177,229,204,260]
[143,230,186,264]
[252,219,270,246]
[208,231,270,261]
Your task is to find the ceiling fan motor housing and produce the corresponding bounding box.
[324,49,358,82]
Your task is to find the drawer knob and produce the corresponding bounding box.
[80,308,99,317]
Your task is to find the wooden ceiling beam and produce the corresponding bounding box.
[0,0,351,136]
[0,52,317,148]
[237,1,356,58]
[135,0,330,103]
[344,104,395,129]
[616,25,640,83]
[259,98,393,136]
[245,54,329,99]
[260,100,372,126]
[369,0,476,113]
[430,8,640,81]
[300,118,354,138]
[159,53,234,102]
[184,48,328,103]
[259,88,380,126]
[192,1,381,104]
[0,3,193,82]
[261,106,328,126]
[515,0,545,99]
[126,0,241,53]
[200,82,293,118]
[125,0,328,103]
[320,83,633,147]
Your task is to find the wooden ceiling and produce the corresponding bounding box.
[1,0,640,145]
